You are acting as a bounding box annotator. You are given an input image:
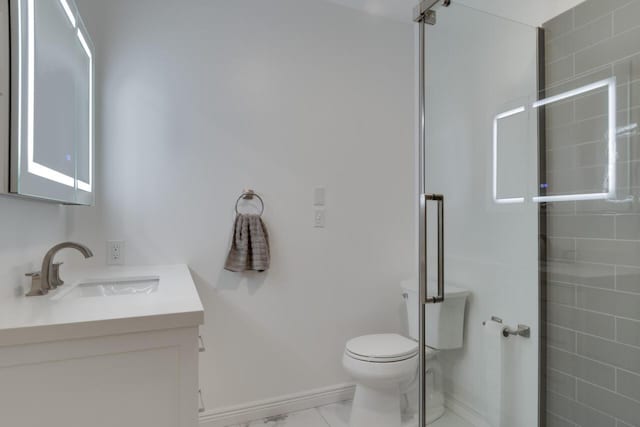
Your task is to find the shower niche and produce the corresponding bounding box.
[0,0,94,205]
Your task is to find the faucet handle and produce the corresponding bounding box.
[51,262,64,289]
[25,271,47,297]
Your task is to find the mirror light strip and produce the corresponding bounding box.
[58,0,76,28]
[495,197,526,204]
[76,29,91,59]
[77,28,92,193]
[493,106,526,204]
[607,77,617,197]
[532,78,612,109]
[17,0,23,186]
[532,193,608,203]
[27,0,34,178]
[26,0,75,188]
[29,163,75,187]
[78,180,90,192]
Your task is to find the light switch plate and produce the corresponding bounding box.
[313,187,326,206]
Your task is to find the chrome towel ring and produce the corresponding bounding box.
[235,189,264,216]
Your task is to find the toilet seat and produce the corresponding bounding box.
[346,334,419,363]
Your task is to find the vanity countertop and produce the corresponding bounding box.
[0,264,204,347]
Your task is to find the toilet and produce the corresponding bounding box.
[343,279,469,427]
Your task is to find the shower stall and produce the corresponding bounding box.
[415,0,640,426]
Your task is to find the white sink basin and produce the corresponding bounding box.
[52,276,160,299]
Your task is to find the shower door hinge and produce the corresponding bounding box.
[414,8,437,25]
[414,0,450,24]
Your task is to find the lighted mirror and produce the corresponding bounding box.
[7,0,94,204]
[533,77,617,203]
[492,77,618,205]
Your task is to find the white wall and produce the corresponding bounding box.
[326,0,587,26]
[0,0,72,301]
[424,4,539,426]
[71,0,415,411]
[0,196,68,300]
[457,0,586,27]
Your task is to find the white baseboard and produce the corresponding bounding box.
[445,393,490,427]
[199,383,355,427]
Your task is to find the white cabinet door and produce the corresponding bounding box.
[0,328,199,427]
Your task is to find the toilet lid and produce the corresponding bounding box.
[346,334,419,362]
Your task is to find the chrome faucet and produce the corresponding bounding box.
[25,242,94,297]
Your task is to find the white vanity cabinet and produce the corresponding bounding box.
[0,264,205,427]
[0,327,200,427]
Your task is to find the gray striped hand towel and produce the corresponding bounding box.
[224,214,270,272]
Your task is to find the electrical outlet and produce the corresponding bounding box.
[314,209,326,228]
[107,241,125,265]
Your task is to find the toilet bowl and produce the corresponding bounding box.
[343,281,469,427]
[343,334,419,427]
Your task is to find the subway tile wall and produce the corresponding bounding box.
[543,1,640,426]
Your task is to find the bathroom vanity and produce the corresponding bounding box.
[0,264,204,427]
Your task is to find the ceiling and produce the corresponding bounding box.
[324,0,586,26]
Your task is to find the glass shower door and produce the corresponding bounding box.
[417,3,540,426]
[417,1,640,426]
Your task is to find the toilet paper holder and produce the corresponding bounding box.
[483,316,530,339]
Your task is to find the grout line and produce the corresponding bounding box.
[545,259,617,269]
[564,281,640,298]
[548,389,615,422]
[577,328,640,350]
[547,306,640,337]
[545,104,640,135]
[315,407,332,427]
[577,46,640,78]
[549,14,614,59]
[571,0,636,30]
[546,139,609,153]
[617,365,640,380]
[577,376,640,406]
[546,408,578,427]
[572,235,640,243]
[545,64,613,93]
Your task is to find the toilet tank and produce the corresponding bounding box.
[401,279,469,350]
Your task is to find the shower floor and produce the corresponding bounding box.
[228,400,474,427]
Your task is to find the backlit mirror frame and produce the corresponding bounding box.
[492,77,616,204]
[9,0,94,205]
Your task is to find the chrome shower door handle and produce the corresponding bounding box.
[420,193,445,304]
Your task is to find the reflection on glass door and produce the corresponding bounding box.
[420,3,539,426]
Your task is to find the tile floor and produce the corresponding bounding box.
[229,400,474,427]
